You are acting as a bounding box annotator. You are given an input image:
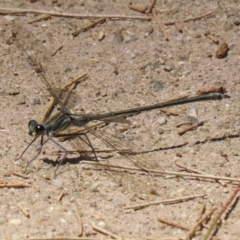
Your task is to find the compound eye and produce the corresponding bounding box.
[28,120,45,136]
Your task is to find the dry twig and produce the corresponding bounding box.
[184,207,217,240]
[124,194,206,210]
[160,108,179,116]
[184,11,213,23]
[0,7,151,20]
[177,121,204,136]
[81,161,240,183]
[128,3,146,13]
[26,238,98,240]
[41,72,87,122]
[203,181,240,239]
[92,223,122,239]
[17,203,30,218]
[61,73,88,90]
[197,86,226,95]
[146,0,157,14]
[165,11,213,25]
[197,203,206,221]
[176,121,192,128]
[51,45,63,57]
[152,8,169,41]
[204,30,219,44]
[58,191,65,201]
[0,183,30,188]
[75,202,83,237]
[72,17,106,37]
[27,14,51,24]
[175,161,203,174]
[158,217,190,231]
[174,22,183,33]
[12,171,30,179]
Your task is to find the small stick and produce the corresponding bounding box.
[158,217,190,231]
[92,223,122,239]
[184,207,217,240]
[72,17,106,37]
[26,238,98,240]
[175,161,203,174]
[197,86,226,95]
[196,203,206,222]
[174,22,183,33]
[204,30,219,44]
[0,7,152,20]
[175,162,230,186]
[62,79,79,106]
[58,191,65,201]
[146,0,157,14]
[145,238,180,240]
[177,121,204,136]
[74,203,83,237]
[41,97,55,123]
[27,14,51,24]
[152,8,169,41]
[176,121,192,128]
[0,183,30,188]
[41,72,87,122]
[12,171,30,179]
[17,203,30,217]
[164,11,213,25]
[61,73,88,108]
[61,73,88,90]
[160,108,179,116]
[164,21,181,26]
[203,181,240,239]
[124,194,206,210]
[51,45,63,57]
[184,11,213,23]
[128,3,146,14]
[82,161,240,183]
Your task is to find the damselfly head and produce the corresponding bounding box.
[28,120,45,136]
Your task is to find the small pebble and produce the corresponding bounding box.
[234,19,240,26]
[123,30,138,43]
[28,96,41,105]
[151,80,164,91]
[4,15,16,21]
[157,117,167,125]
[98,221,106,228]
[98,31,105,41]
[9,219,22,225]
[90,183,99,193]
[82,181,92,190]
[223,21,234,31]
[113,31,123,43]
[188,107,198,118]
[163,65,173,72]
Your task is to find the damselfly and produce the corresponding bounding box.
[12,26,225,176]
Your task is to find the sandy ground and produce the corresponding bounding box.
[0,0,240,239]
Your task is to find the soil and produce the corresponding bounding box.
[0,0,240,239]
